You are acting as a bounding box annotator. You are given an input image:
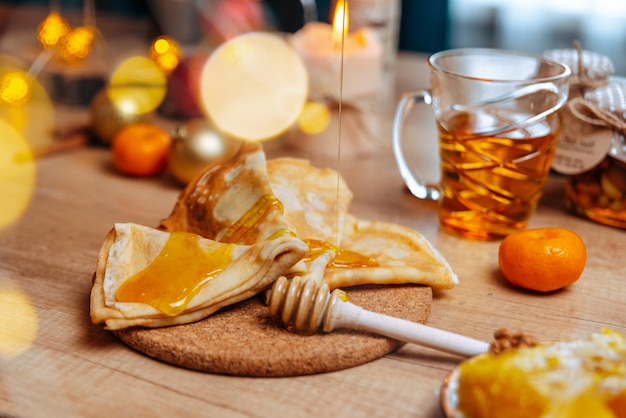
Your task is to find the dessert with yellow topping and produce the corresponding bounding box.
[455,329,626,418]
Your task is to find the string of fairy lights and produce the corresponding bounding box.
[0,0,338,229]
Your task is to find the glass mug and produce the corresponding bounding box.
[393,49,571,240]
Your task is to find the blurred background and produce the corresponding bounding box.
[0,0,624,74]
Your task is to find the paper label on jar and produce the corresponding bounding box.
[552,108,614,175]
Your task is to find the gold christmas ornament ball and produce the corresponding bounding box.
[89,88,153,145]
[168,119,241,184]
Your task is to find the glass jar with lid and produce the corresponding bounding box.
[545,48,626,229]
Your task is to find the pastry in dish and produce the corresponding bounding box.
[456,329,626,418]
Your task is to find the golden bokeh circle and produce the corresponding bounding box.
[149,36,182,75]
[0,277,38,358]
[57,26,96,62]
[0,119,36,230]
[108,56,167,115]
[297,101,331,135]
[0,66,55,154]
[200,32,308,142]
[37,11,69,50]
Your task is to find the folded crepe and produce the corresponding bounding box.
[326,215,458,289]
[91,143,311,331]
[90,223,308,330]
[266,157,352,245]
[160,142,290,245]
[266,157,458,290]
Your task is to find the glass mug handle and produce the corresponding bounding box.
[392,89,441,201]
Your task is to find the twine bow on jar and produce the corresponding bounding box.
[567,97,626,137]
[567,42,626,139]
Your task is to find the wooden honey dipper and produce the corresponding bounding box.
[267,275,490,358]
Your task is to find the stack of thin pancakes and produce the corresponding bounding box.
[90,142,458,331]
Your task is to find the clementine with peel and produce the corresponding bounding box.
[111,123,171,177]
[498,228,586,292]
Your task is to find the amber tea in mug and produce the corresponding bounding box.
[437,107,561,239]
[393,49,571,240]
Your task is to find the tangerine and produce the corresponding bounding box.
[111,123,171,177]
[498,227,586,292]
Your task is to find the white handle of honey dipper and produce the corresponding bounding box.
[324,291,490,358]
[267,276,490,358]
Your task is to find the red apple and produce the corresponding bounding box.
[161,50,210,119]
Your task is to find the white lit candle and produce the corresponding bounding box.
[289,0,383,104]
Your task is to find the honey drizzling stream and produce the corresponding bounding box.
[335,0,347,249]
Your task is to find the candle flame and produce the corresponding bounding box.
[332,0,349,46]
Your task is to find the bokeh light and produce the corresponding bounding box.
[0,277,38,358]
[0,66,54,153]
[57,25,96,62]
[108,56,167,115]
[0,119,36,230]
[297,101,331,135]
[0,70,32,106]
[36,11,69,50]
[200,32,308,142]
[149,35,182,75]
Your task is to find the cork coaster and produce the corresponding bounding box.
[115,284,432,377]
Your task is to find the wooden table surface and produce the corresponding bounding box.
[1,49,625,418]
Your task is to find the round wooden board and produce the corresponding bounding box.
[115,284,433,377]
